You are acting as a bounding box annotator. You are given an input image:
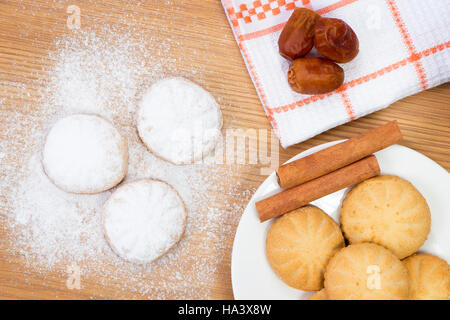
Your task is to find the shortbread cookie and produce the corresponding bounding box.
[266,205,344,291]
[403,253,449,300]
[308,289,328,300]
[42,114,128,194]
[324,243,410,300]
[103,179,187,264]
[137,77,222,165]
[340,175,431,259]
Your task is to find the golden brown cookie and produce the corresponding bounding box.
[266,205,344,291]
[403,253,449,300]
[308,289,328,300]
[324,243,410,300]
[340,175,431,259]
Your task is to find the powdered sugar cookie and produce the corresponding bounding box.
[103,179,187,264]
[42,114,128,194]
[137,77,222,165]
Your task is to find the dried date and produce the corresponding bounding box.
[314,17,359,63]
[288,57,344,94]
[278,8,320,60]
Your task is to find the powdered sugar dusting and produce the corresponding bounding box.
[103,179,187,263]
[42,114,128,193]
[0,22,253,299]
[10,153,109,266]
[137,77,223,165]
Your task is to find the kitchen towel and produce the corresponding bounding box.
[221,0,450,148]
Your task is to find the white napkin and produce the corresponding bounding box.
[222,0,450,148]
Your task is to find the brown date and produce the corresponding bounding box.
[314,17,359,63]
[288,57,344,95]
[278,8,320,60]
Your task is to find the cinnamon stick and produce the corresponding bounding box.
[277,121,401,189]
[257,155,380,222]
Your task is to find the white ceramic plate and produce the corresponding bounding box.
[231,141,450,300]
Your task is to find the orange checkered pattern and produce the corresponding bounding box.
[227,0,312,26]
[222,0,450,147]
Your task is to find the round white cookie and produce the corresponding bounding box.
[42,114,128,194]
[137,77,222,165]
[102,179,187,264]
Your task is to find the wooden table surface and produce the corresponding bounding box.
[0,0,448,299]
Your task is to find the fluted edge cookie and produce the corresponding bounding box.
[340,175,431,259]
[266,205,344,291]
[308,289,328,300]
[324,243,410,300]
[403,253,449,300]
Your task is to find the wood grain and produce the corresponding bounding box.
[0,0,448,299]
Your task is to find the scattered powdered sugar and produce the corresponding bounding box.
[47,25,162,118]
[10,153,109,266]
[0,23,254,299]
[103,179,187,263]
